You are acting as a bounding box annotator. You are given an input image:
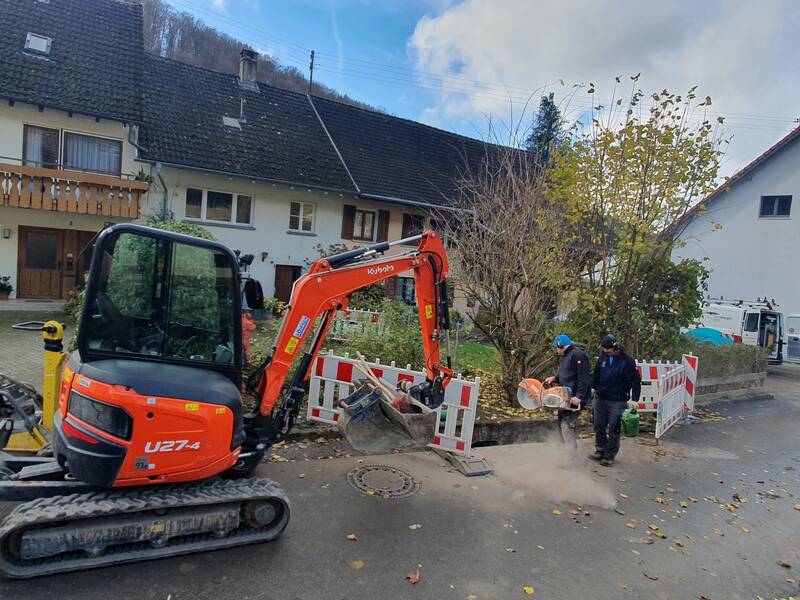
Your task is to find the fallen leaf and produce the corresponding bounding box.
[568,508,580,516]
[350,560,364,570]
[680,501,689,508]
[725,503,738,512]
[346,533,358,541]
[522,586,535,595]
[786,578,797,585]
[688,496,699,503]
[777,560,792,569]
[740,527,750,534]
[713,528,724,536]
[654,532,668,540]
[666,486,676,493]
[409,523,422,530]
[619,493,629,499]
[648,524,660,531]
[629,538,654,545]
[626,522,638,529]
[405,570,420,584]
[674,539,684,547]
[536,545,545,550]
[552,509,562,516]
[655,497,667,504]
[794,504,800,511]
[297,473,306,479]
[505,548,516,553]
[642,571,659,581]
[614,508,626,516]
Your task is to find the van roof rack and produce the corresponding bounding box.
[706,296,778,310]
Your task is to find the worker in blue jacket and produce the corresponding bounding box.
[590,335,641,466]
[545,334,590,449]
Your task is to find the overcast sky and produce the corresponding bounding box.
[176,0,800,175]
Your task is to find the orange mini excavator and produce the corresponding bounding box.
[0,223,452,578]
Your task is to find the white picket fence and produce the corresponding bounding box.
[307,351,481,456]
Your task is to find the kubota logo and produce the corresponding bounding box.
[367,265,394,276]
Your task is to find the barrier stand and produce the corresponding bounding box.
[308,351,491,476]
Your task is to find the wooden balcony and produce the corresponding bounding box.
[0,162,149,219]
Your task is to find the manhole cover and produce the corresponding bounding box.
[347,464,419,499]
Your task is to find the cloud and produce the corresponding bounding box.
[409,0,800,172]
[210,0,228,13]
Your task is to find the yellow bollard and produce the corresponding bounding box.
[40,320,66,432]
[4,320,66,452]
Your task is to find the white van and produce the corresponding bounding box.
[689,299,784,363]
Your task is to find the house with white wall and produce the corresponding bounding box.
[674,126,800,314]
[0,0,485,310]
[0,0,150,300]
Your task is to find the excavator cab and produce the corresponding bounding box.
[79,226,243,374]
[52,224,247,488]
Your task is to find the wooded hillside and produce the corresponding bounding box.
[140,0,375,110]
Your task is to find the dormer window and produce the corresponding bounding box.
[25,32,51,55]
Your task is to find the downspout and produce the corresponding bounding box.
[156,163,168,220]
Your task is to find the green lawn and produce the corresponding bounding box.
[449,340,499,374]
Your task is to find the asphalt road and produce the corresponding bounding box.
[2,392,799,600]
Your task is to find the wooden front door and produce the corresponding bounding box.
[274,265,302,303]
[17,227,64,298]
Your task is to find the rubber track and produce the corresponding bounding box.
[0,477,290,579]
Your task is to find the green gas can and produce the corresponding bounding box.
[621,407,640,437]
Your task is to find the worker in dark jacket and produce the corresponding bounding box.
[590,335,641,466]
[545,334,590,449]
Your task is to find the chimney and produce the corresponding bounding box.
[239,49,258,82]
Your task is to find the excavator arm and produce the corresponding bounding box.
[253,230,453,439]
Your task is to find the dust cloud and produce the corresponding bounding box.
[498,435,617,509]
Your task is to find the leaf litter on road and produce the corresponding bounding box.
[346,533,358,541]
[405,570,420,584]
[350,560,365,570]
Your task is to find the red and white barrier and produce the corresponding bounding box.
[634,355,697,414]
[307,351,481,457]
[636,353,699,439]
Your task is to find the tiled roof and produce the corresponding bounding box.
[139,55,357,192]
[309,95,488,206]
[0,0,143,123]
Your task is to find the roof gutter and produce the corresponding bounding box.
[358,192,470,214]
[133,158,359,197]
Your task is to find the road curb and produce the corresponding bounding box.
[695,390,775,405]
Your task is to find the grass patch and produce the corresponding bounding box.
[450,341,499,375]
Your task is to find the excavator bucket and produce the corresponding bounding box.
[337,383,436,454]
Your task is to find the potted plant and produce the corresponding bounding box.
[0,276,12,300]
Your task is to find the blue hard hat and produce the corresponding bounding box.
[553,334,572,348]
